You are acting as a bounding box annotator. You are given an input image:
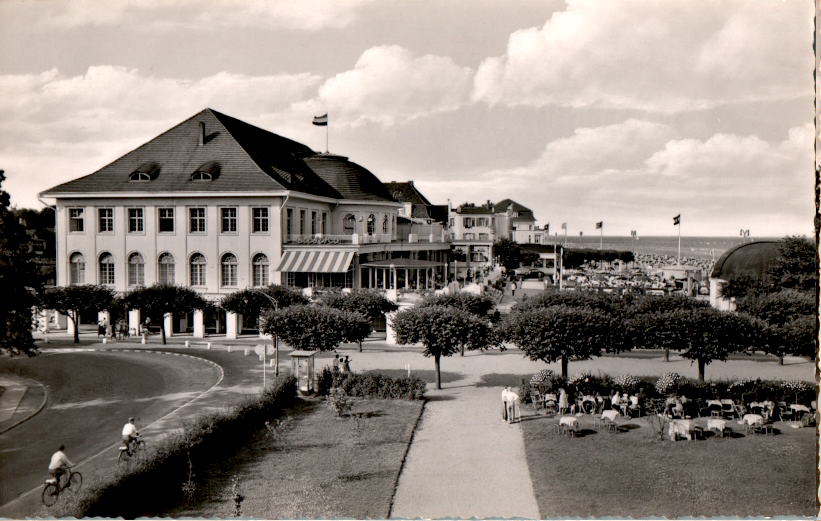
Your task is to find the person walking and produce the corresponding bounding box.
[342,356,351,373]
[558,387,569,414]
[506,387,520,424]
[510,280,517,297]
[501,387,510,422]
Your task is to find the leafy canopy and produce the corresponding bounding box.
[391,305,496,359]
[416,292,495,317]
[121,284,208,319]
[261,305,366,351]
[41,285,118,315]
[318,289,398,321]
[220,285,308,317]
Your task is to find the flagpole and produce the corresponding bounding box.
[599,224,603,251]
[677,219,681,266]
[326,123,329,153]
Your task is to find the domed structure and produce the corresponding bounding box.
[709,240,780,310]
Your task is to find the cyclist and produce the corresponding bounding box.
[121,417,140,451]
[48,444,74,484]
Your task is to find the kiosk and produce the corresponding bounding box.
[290,350,316,394]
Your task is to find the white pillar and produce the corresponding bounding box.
[97,310,110,326]
[385,311,398,345]
[163,312,173,339]
[193,309,205,338]
[66,311,79,337]
[128,309,141,335]
[53,310,67,330]
[179,313,188,334]
[226,311,241,339]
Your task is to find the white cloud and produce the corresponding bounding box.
[421,121,814,236]
[472,0,813,112]
[0,66,321,207]
[41,0,374,31]
[305,45,474,126]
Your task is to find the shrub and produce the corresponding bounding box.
[529,369,553,386]
[316,368,426,400]
[655,372,684,395]
[326,387,354,417]
[51,376,296,518]
[613,374,640,393]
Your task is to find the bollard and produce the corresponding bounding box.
[227,346,232,353]
[206,342,212,350]
[102,338,107,345]
[243,348,249,356]
[184,340,190,348]
[141,336,146,345]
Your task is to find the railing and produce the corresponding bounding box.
[285,233,395,245]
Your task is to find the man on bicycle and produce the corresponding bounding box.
[48,444,73,483]
[121,417,140,452]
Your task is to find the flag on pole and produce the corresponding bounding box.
[673,214,681,226]
[579,231,583,237]
[595,221,603,229]
[312,113,328,126]
[630,230,637,238]
[545,223,550,234]
[561,222,567,230]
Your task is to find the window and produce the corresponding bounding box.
[343,214,355,233]
[366,214,375,235]
[97,208,113,233]
[286,208,293,235]
[129,162,159,182]
[299,210,306,234]
[191,161,219,181]
[69,208,84,232]
[252,254,269,287]
[190,253,206,286]
[311,210,318,235]
[158,253,175,285]
[463,217,475,229]
[189,207,206,233]
[479,233,489,241]
[191,171,212,181]
[158,208,175,232]
[221,207,237,233]
[463,233,475,240]
[99,253,115,285]
[382,215,389,233]
[128,252,145,286]
[252,207,269,233]
[69,253,85,285]
[128,208,144,233]
[477,217,489,227]
[321,212,328,234]
[221,253,237,287]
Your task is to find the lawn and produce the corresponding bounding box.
[165,397,424,518]
[521,412,817,517]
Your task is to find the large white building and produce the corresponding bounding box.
[41,108,450,336]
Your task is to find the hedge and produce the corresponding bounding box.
[51,376,296,518]
[316,368,426,400]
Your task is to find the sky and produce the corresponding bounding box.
[0,0,815,237]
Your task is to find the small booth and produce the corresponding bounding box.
[290,350,316,394]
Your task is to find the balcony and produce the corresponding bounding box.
[285,231,450,246]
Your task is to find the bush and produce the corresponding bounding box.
[52,376,296,518]
[612,374,640,394]
[655,372,684,395]
[316,368,426,400]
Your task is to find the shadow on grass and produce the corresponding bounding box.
[617,423,642,431]
[570,428,597,438]
[363,369,465,384]
[474,373,532,387]
[425,394,457,402]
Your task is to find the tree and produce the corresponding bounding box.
[391,306,496,389]
[624,294,710,361]
[514,291,620,315]
[416,293,496,355]
[0,170,43,355]
[318,289,398,351]
[500,305,616,378]
[735,290,814,327]
[220,285,308,327]
[766,236,816,293]
[721,274,768,300]
[633,308,760,381]
[492,238,522,271]
[337,310,372,349]
[121,284,208,344]
[261,305,351,352]
[41,285,117,344]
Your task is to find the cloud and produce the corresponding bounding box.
[472,0,813,112]
[0,66,321,207]
[303,45,474,126]
[420,120,814,236]
[40,0,374,31]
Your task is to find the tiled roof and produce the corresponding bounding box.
[457,205,495,215]
[496,198,535,220]
[42,108,395,202]
[384,181,432,205]
[410,204,431,219]
[710,241,780,280]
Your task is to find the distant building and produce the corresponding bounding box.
[709,240,780,310]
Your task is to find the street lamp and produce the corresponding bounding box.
[249,289,280,386]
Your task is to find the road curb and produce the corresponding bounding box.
[0,379,48,436]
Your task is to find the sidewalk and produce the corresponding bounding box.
[390,367,540,518]
[0,375,46,433]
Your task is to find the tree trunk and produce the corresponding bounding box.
[161,320,167,345]
[358,340,362,353]
[70,311,79,344]
[561,356,568,379]
[778,355,784,366]
[664,347,670,362]
[697,358,706,381]
[460,345,465,357]
[434,355,442,390]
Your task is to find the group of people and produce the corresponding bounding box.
[539,388,645,418]
[501,386,520,423]
[48,417,140,484]
[332,353,352,373]
[96,318,132,341]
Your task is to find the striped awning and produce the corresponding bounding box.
[276,250,355,273]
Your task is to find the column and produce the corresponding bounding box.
[163,312,173,339]
[179,313,188,334]
[385,311,398,345]
[128,309,141,335]
[193,309,205,338]
[53,310,67,330]
[226,311,241,339]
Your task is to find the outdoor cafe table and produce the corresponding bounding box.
[559,415,579,435]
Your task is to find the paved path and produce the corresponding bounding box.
[391,367,540,518]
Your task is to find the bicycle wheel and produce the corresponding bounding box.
[42,484,59,507]
[67,472,82,492]
[118,449,129,465]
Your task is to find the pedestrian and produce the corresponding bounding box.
[510,280,517,297]
[558,387,569,414]
[342,356,351,373]
[506,387,520,424]
[97,318,106,338]
[332,353,341,373]
[501,386,510,421]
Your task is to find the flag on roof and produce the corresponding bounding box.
[312,113,328,126]
[561,222,567,230]
[595,221,603,229]
[673,214,681,226]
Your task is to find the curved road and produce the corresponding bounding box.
[0,350,221,508]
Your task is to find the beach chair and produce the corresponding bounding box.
[530,390,543,410]
[720,399,737,419]
[544,394,558,416]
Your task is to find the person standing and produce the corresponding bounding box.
[510,280,517,297]
[558,388,569,414]
[506,388,520,423]
[332,353,341,373]
[501,387,510,421]
[342,356,351,373]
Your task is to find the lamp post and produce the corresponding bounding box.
[249,289,280,387]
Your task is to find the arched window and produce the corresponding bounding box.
[382,215,389,233]
[158,253,175,285]
[191,161,220,181]
[366,214,375,235]
[343,214,356,233]
[129,162,160,182]
[128,253,145,286]
[190,253,206,286]
[69,253,85,285]
[99,253,115,285]
[221,253,237,287]
[252,254,269,287]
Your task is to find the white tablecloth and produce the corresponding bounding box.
[706,419,726,431]
[559,416,579,428]
[742,414,763,426]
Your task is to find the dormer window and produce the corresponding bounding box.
[191,161,220,182]
[129,162,160,182]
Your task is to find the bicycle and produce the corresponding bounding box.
[41,468,82,506]
[118,434,146,465]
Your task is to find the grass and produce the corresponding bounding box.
[520,412,817,517]
[165,397,424,518]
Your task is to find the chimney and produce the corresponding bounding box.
[198,121,206,146]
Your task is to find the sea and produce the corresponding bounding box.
[558,236,779,260]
